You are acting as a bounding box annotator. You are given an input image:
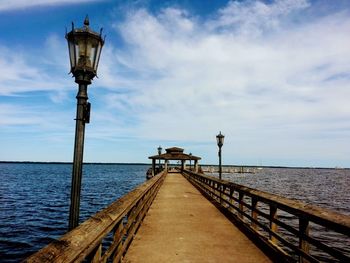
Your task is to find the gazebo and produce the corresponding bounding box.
[148,147,201,176]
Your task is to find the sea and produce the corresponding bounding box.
[0,163,349,262]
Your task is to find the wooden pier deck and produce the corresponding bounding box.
[124,173,271,263]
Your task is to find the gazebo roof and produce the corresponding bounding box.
[149,147,201,161]
[165,147,184,153]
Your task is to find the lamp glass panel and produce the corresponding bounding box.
[74,42,80,66]
[89,45,96,69]
[94,42,102,71]
[78,38,88,67]
[85,39,94,68]
[78,40,86,57]
[91,40,100,71]
[68,41,76,68]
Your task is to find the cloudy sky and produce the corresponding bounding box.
[0,0,349,167]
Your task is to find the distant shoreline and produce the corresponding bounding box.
[0,161,348,169]
[0,161,148,165]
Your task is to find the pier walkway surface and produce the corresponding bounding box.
[124,173,271,263]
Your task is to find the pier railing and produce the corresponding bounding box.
[183,170,350,263]
[24,171,166,263]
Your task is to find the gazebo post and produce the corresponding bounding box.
[165,160,168,171]
[195,160,199,173]
[152,159,156,176]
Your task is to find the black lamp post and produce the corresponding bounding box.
[66,16,104,231]
[216,131,225,180]
[189,152,192,171]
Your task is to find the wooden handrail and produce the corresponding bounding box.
[24,171,166,263]
[183,170,350,262]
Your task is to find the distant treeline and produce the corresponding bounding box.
[0,161,347,169]
[200,164,349,170]
[0,161,148,165]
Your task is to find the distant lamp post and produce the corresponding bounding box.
[189,152,192,171]
[66,16,104,231]
[216,131,225,180]
[157,146,162,170]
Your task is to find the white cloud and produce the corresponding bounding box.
[0,104,42,126]
[0,35,71,96]
[0,47,53,95]
[1,0,349,165]
[0,102,73,128]
[0,0,105,11]
[208,0,310,36]
[96,0,350,165]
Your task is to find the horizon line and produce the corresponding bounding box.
[0,161,348,170]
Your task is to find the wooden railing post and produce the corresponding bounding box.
[251,197,258,231]
[111,221,124,260]
[238,192,244,220]
[222,185,228,207]
[269,205,278,244]
[299,217,310,263]
[228,188,234,213]
[90,243,102,263]
[219,183,223,204]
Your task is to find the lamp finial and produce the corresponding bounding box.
[84,15,89,27]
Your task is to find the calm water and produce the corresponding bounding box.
[221,168,350,216]
[0,163,147,262]
[0,164,349,262]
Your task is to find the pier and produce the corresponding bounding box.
[124,172,270,262]
[24,148,350,263]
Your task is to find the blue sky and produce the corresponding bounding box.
[0,0,349,167]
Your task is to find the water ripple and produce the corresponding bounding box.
[0,163,147,262]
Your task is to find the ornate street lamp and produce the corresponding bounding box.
[66,16,104,231]
[216,131,225,180]
[189,152,192,171]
